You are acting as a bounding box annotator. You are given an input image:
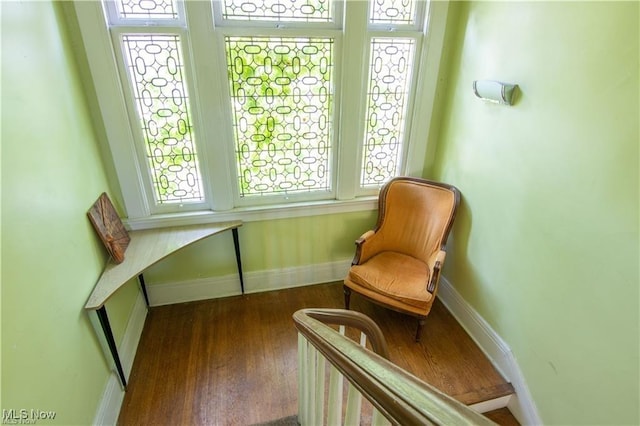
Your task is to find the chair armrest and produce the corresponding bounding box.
[351,230,378,265]
[426,250,447,294]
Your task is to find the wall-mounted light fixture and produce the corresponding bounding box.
[473,80,519,105]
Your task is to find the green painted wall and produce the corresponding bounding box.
[1,2,137,423]
[431,2,639,424]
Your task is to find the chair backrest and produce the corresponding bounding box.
[374,177,460,263]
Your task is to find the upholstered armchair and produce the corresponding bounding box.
[343,177,460,342]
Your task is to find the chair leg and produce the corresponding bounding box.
[415,318,426,342]
[343,286,351,309]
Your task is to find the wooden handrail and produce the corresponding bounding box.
[296,308,390,359]
[293,308,497,426]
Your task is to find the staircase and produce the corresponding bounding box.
[294,307,517,425]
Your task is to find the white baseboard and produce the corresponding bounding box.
[437,277,542,426]
[93,292,148,425]
[92,375,123,426]
[148,259,352,306]
[149,274,241,306]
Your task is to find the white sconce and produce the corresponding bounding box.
[473,80,519,105]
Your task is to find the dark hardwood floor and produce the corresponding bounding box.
[118,282,517,425]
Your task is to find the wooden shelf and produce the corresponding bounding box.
[85,221,242,310]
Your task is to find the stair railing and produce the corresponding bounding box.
[293,308,496,426]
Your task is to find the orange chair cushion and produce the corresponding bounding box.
[346,251,433,312]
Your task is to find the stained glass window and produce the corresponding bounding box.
[91,0,437,213]
[361,38,415,186]
[121,34,204,203]
[369,0,417,25]
[115,0,178,20]
[221,0,332,22]
[225,37,334,196]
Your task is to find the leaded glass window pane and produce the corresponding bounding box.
[121,34,204,203]
[221,0,332,22]
[115,0,178,19]
[361,38,415,186]
[225,36,334,197]
[369,0,417,25]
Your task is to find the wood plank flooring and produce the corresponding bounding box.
[118,282,516,425]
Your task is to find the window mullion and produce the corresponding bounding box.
[335,0,369,201]
[183,1,236,211]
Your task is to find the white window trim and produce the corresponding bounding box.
[72,0,450,228]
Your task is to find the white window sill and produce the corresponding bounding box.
[124,197,379,230]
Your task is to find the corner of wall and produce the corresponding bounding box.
[437,276,542,426]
